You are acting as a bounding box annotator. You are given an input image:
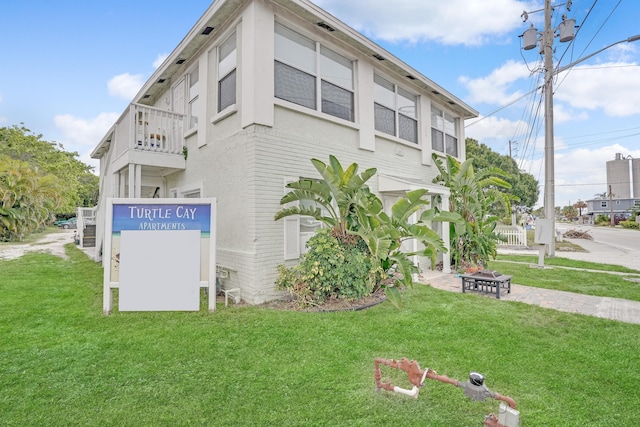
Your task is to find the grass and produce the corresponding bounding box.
[496,254,640,274]
[2,245,640,426]
[523,229,587,252]
[489,256,640,301]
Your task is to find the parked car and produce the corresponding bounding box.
[57,217,77,229]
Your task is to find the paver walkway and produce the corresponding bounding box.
[420,271,640,325]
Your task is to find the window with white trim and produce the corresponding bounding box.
[188,66,199,130]
[218,31,237,112]
[431,106,458,157]
[274,23,354,122]
[283,177,324,260]
[601,201,608,208]
[374,74,418,143]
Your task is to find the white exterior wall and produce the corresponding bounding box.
[92,0,473,305]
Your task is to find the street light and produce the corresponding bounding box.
[522,0,640,257]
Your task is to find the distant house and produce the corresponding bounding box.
[586,197,638,224]
[90,0,478,304]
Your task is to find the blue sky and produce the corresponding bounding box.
[1,0,639,209]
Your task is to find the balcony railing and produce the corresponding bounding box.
[113,103,186,160]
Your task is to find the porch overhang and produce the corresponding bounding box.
[378,173,452,274]
[378,174,450,197]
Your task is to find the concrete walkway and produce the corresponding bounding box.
[420,269,640,325]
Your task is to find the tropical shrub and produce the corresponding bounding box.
[595,214,610,225]
[431,153,512,269]
[619,220,639,230]
[275,155,452,308]
[275,229,382,307]
[0,155,63,241]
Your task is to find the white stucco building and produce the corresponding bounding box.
[91,0,478,304]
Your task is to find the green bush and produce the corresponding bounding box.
[595,214,610,225]
[619,220,639,230]
[275,229,382,306]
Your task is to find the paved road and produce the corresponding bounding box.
[564,224,639,253]
[560,225,639,270]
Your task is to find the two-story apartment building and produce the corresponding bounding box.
[91,0,478,304]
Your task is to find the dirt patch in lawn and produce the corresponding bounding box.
[0,230,75,261]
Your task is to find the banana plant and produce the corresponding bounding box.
[352,189,454,307]
[431,153,512,269]
[275,155,377,238]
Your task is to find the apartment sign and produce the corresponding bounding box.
[103,198,217,314]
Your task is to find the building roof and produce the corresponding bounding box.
[93,0,478,158]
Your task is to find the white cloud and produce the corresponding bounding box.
[551,103,589,124]
[54,112,119,148]
[153,53,169,69]
[459,60,533,105]
[520,143,640,208]
[555,62,640,117]
[314,0,532,45]
[465,115,529,141]
[54,112,120,170]
[108,73,144,100]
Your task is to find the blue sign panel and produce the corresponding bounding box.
[112,203,211,235]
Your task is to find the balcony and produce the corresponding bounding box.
[108,103,186,172]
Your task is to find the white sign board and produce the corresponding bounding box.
[534,218,553,245]
[103,198,216,314]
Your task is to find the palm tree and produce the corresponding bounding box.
[574,200,587,217]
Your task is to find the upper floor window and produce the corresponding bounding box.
[431,106,458,157]
[274,23,354,122]
[218,31,237,112]
[188,67,199,130]
[601,201,608,208]
[374,75,417,143]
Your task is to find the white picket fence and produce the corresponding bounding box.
[495,225,527,247]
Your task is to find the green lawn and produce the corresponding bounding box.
[2,245,640,426]
[489,256,640,302]
[496,254,640,274]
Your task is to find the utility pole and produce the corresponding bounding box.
[543,0,556,256]
[521,0,639,256]
[609,185,615,226]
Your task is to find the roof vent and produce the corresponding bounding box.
[317,22,335,32]
[201,26,214,35]
[176,59,186,65]
[373,54,385,61]
[406,75,416,80]
[157,78,166,84]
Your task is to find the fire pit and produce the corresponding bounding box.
[460,270,512,299]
